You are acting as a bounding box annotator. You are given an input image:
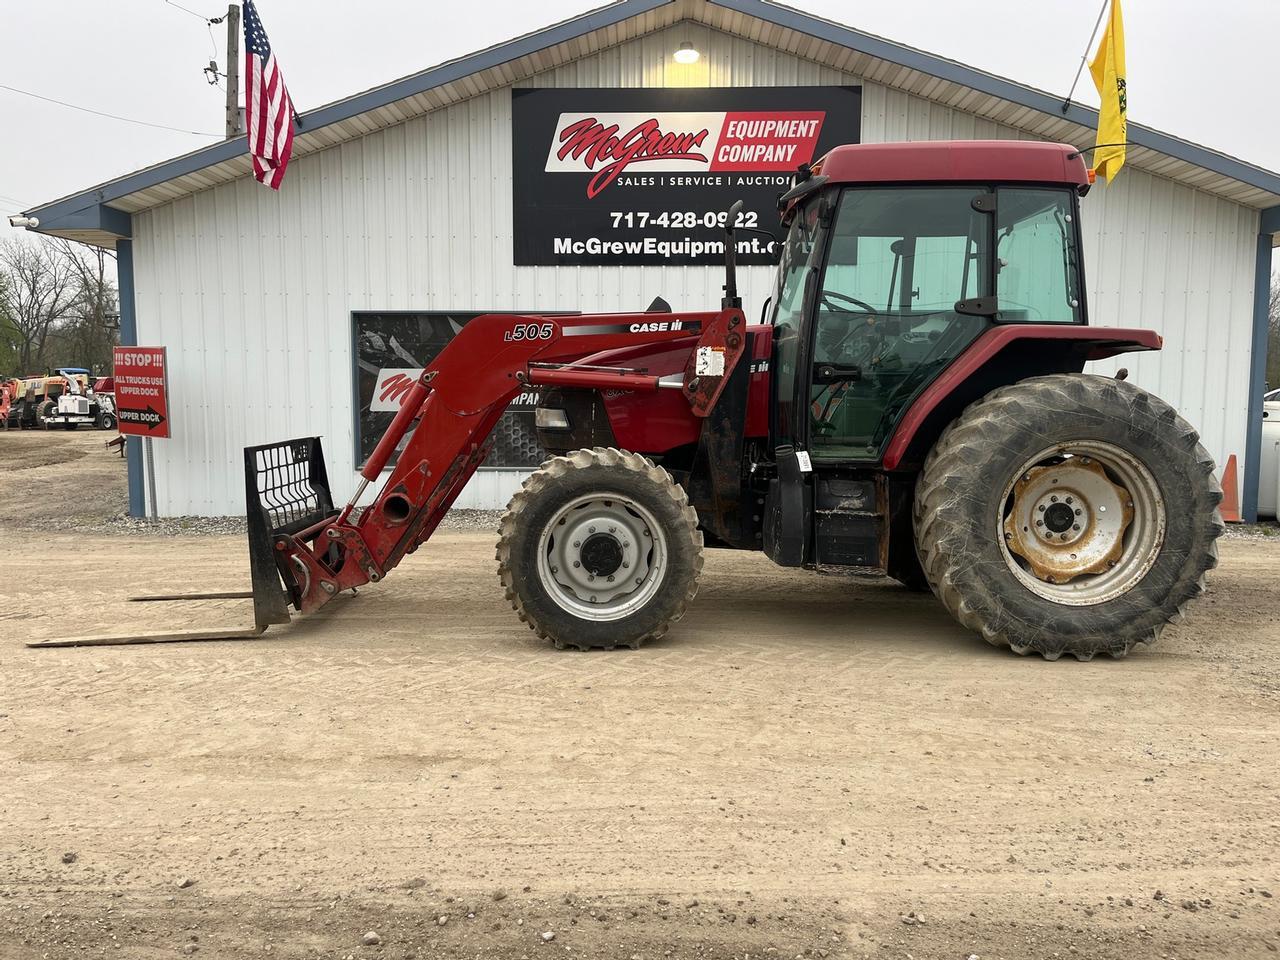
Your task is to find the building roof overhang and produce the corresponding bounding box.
[19,0,1280,249]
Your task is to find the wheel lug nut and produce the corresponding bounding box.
[609,526,616,533]
[588,575,595,582]
[1038,505,1046,513]
[643,529,651,537]
[551,566,558,574]
[607,575,615,582]
[1050,495,1058,503]
[573,561,581,568]
[1074,508,1082,516]
[573,540,581,548]
[1072,524,1081,531]
[589,526,596,534]
[622,542,630,549]
[635,578,643,585]
[622,561,629,568]
[1036,520,1044,527]
[590,595,597,602]
[558,518,566,525]
[1065,497,1073,504]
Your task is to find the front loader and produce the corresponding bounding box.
[35,140,1223,660]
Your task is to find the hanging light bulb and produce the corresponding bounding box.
[674,42,700,64]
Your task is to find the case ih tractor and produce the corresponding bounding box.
[45,141,1223,659]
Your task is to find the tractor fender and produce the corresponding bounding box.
[883,324,1162,471]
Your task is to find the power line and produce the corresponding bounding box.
[164,0,219,23]
[0,82,221,137]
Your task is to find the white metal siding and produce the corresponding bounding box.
[132,22,1260,515]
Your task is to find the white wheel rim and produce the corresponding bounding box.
[998,441,1165,606]
[535,493,668,622]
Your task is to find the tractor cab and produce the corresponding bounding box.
[769,140,1089,465]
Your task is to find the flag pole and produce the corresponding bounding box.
[1061,0,1109,115]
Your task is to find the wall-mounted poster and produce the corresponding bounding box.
[352,312,543,470]
[512,85,861,266]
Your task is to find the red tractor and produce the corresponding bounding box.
[94,141,1225,660]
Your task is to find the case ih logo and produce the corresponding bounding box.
[547,111,826,198]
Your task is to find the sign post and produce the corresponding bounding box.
[112,346,171,519]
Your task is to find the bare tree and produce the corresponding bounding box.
[49,238,118,372]
[0,236,79,374]
[0,271,17,373]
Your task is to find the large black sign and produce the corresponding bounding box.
[353,312,544,470]
[512,85,861,267]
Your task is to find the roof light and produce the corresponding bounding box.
[674,42,700,64]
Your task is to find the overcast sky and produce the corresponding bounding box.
[1,0,1277,214]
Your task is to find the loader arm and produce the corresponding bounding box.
[256,308,747,623]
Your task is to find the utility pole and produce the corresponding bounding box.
[224,3,242,138]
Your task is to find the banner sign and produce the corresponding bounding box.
[512,86,861,266]
[354,313,544,470]
[112,345,170,437]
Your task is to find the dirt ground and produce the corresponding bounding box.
[2,430,1279,959]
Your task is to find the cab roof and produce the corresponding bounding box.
[813,140,1090,189]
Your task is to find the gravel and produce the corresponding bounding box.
[1221,520,1280,540]
[6,508,505,539]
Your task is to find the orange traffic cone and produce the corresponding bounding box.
[1219,454,1241,523]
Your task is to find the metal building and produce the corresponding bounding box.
[22,0,1280,518]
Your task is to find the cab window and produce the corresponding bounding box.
[770,201,824,447]
[810,187,991,460]
[995,188,1083,323]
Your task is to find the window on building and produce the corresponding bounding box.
[352,312,544,470]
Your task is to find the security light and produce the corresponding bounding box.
[8,215,38,228]
[674,42,700,64]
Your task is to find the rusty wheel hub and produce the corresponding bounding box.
[999,442,1165,606]
[1004,457,1133,583]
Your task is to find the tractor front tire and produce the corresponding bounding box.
[497,447,704,650]
[914,374,1223,660]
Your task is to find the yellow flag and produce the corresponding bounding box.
[1089,0,1127,181]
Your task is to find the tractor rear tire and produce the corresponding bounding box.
[913,373,1223,660]
[497,447,704,650]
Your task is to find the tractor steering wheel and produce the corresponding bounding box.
[819,290,882,363]
[820,289,878,315]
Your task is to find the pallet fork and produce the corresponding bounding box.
[27,438,342,648]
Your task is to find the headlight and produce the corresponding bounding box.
[535,407,571,430]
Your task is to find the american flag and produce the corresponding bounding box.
[243,0,295,190]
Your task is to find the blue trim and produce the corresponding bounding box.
[1243,216,1277,522]
[32,203,132,239]
[23,0,1280,230]
[117,239,146,519]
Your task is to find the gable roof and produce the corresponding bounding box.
[22,0,1280,248]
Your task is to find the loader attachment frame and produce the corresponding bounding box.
[26,307,746,649]
[261,307,746,623]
